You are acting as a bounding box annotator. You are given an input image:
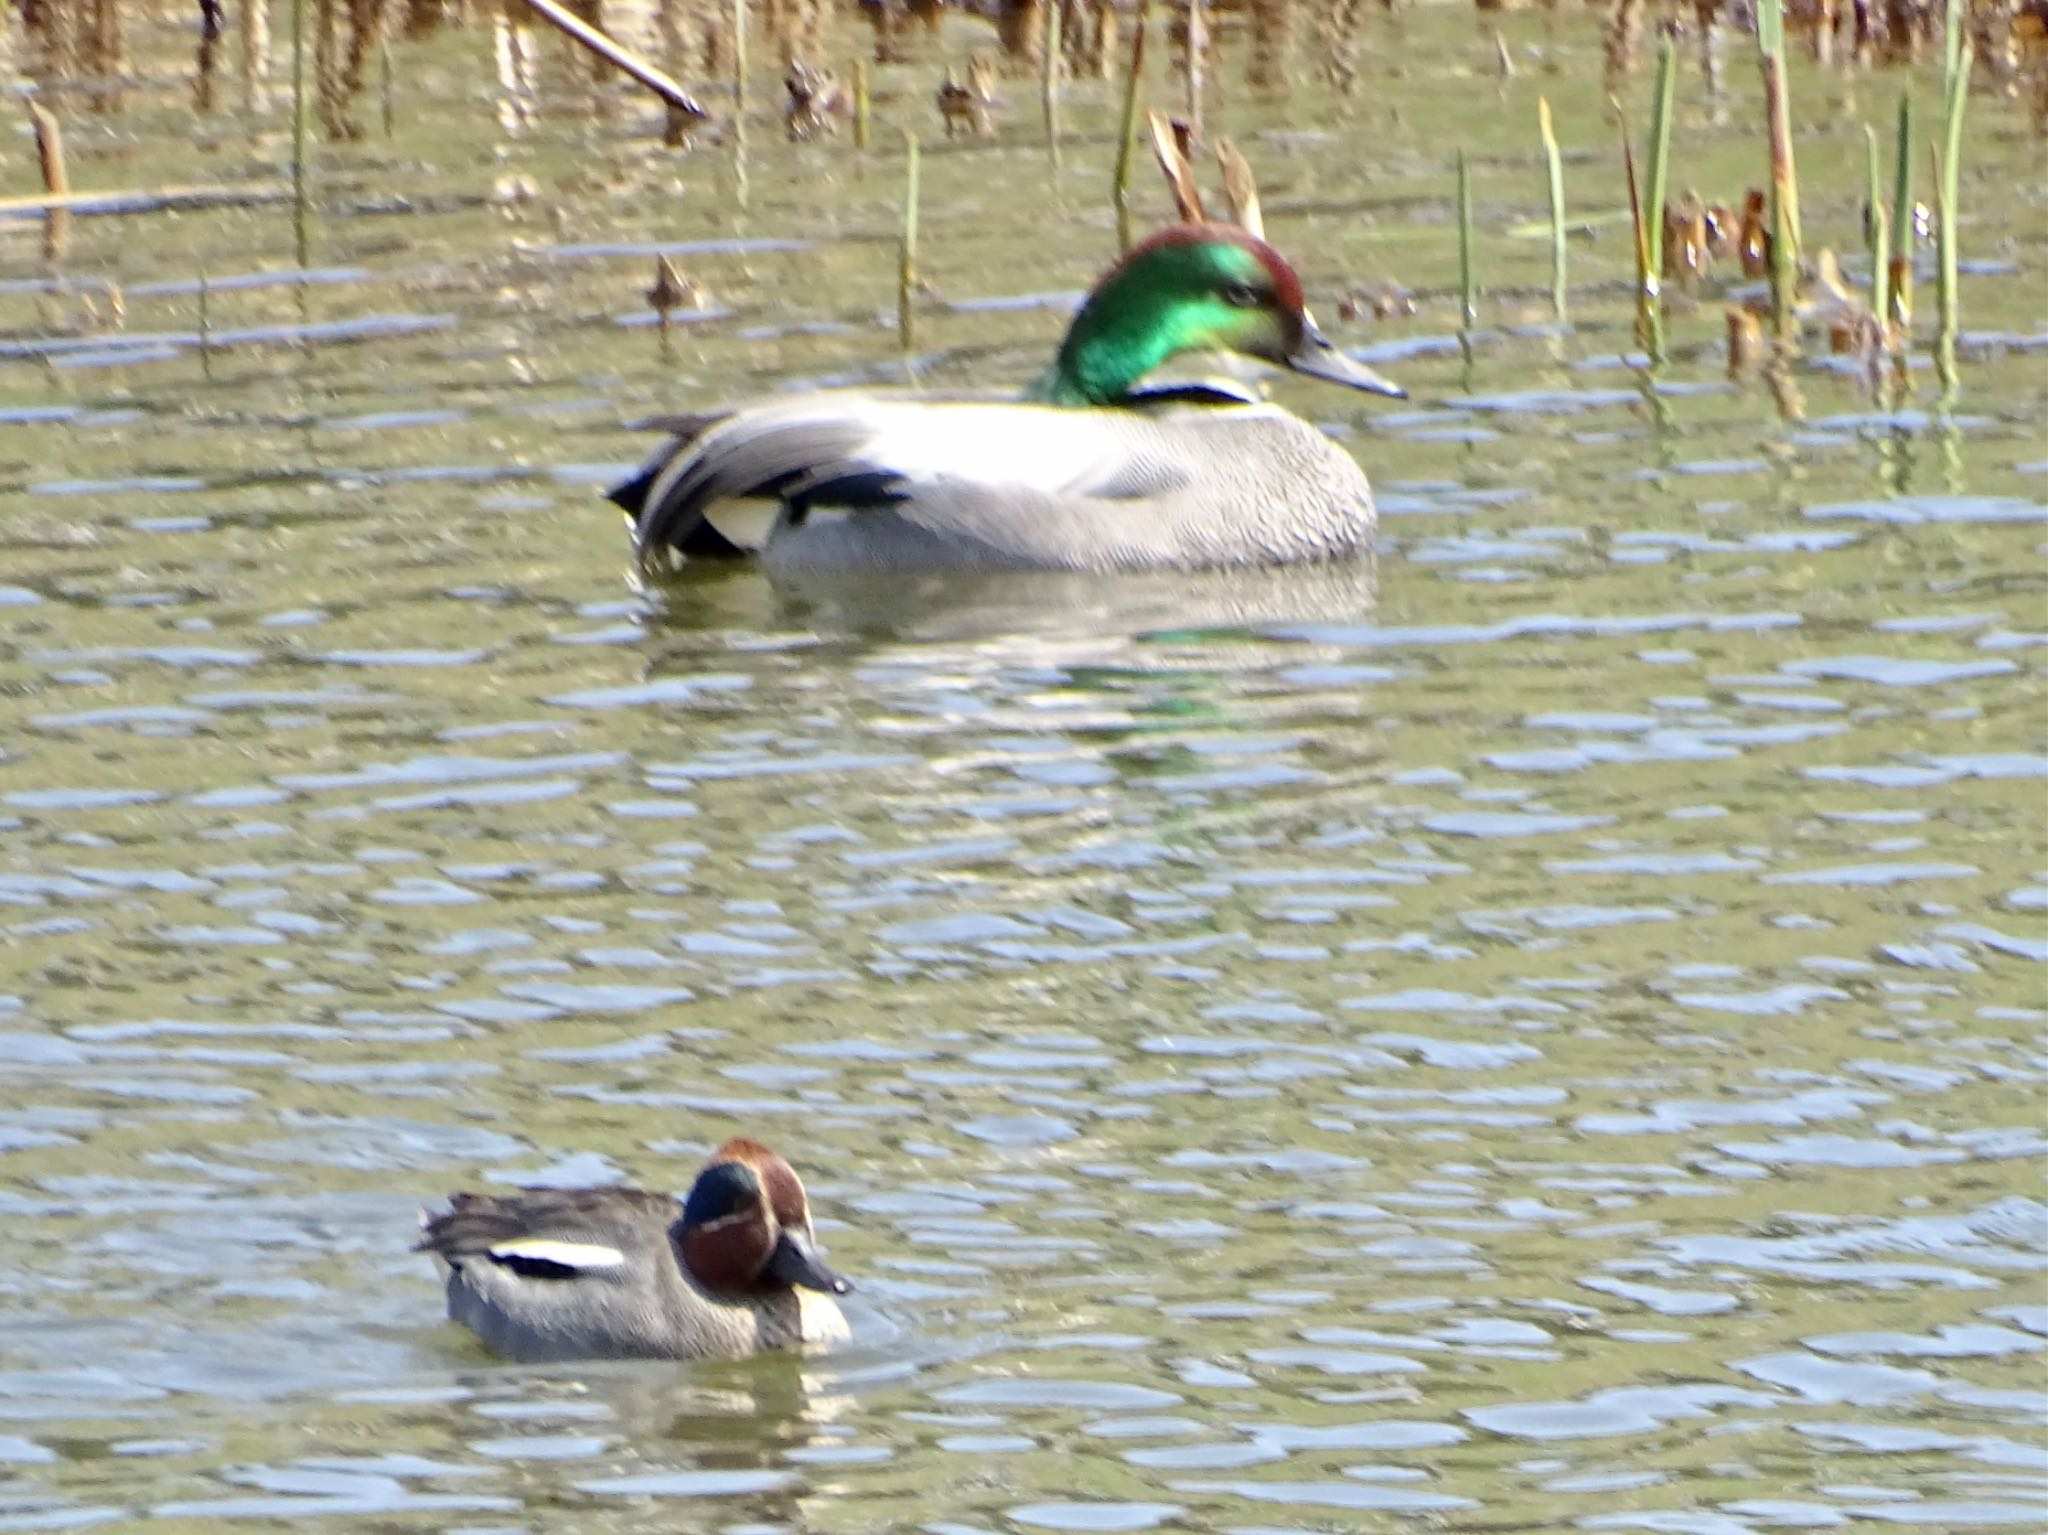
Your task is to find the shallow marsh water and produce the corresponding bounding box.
[1,6,2045,1532]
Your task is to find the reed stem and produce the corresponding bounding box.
[853,58,869,152]
[1043,0,1062,163]
[1456,148,1475,330]
[1642,36,1676,286]
[1935,37,1971,377]
[198,267,213,379]
[1889,92,1914,332]
[291,0,309,267]
[1538,96,1566,324]
[1757,0,1799,338]
[1864,125,1890,340]
[1185,0,1205,142]
[1617,105,1651,342]
[899,133,920,352]
[1112,0,1152,252]
[27,102,70,266]
[732,0,746,118]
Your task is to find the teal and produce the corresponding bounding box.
[418,1137,851,1362]
[612,224,1403,575]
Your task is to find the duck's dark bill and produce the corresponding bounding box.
[770,1229,852,1294]
[1283,319,1406,399]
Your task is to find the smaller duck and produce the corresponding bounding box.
[417,1137,852,1363]
[937,54,1000,139]
[784,61,848,142]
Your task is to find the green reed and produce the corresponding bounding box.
[1890,93,1914,331]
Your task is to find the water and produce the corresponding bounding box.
[2,7,2044,1531]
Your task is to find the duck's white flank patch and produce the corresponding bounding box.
[489,1239,626,1271]
[703,496,785,552]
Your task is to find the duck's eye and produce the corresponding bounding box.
[1221,281,1263,309]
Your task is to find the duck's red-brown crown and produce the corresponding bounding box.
[1105,223,1306,314]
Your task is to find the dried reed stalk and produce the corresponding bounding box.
[1757,0,1800,338]
[1043,0,1062,161]
[1934,30,1973,378]
[1112,0,1152,250]
[1538,96,1566,323]
[1148,107,1205,222]
[1642,36,1676,287]
[899,132,920,351]
[1216,139,1261,238]
[518,0,709,120]
[28,101,70,264]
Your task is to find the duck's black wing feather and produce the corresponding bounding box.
[608,412,754,558]
[416,1187,680,1273]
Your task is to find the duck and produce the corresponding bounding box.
[416,1137,852,1363]
[609,224,1404,576]
[936,54,1000,139]
[783,61,848,142]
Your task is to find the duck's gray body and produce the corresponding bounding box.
[419,1187,847,1363]
[612,389,1377,576]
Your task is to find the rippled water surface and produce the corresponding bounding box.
[2,6,2045,1531]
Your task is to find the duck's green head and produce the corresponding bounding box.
[1032,225,1405,407]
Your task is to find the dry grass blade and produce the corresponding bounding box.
[1147,108,1206,223]
[1215,139,1262,238]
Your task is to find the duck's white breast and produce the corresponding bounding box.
[797,1286,852,1347]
